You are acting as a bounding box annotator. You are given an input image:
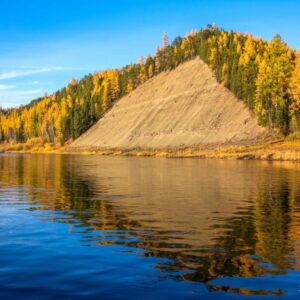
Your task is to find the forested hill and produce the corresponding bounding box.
[1,25,300,147]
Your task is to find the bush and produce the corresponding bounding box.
[44,143,54,151]
[286,131,300,141]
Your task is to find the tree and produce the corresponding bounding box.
[101,79,110,111]
[221,63,229,85]
[70,78,77,85]
[289,50,300,130]
[138,56,147,83]
[155,46,161,74]
[172,36,182,47]
[209,48,218,71]
[127,80,134,93]
[255,35,294,131]
[162,32,169,49]
[138,56,144,66]
[107,70,120,101]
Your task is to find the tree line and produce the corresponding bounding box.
[1,25,300,145]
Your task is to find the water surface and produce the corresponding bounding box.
[0,154,300,299]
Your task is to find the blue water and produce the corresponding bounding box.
[0,154,300,299]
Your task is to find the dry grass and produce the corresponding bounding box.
[62,139,300,162]
[0,138,60,154]
[2,138,300,162]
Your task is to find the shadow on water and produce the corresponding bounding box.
[1,154,300,297]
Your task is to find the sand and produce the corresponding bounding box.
[70,58,269,150]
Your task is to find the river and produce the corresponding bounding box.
[0,154,300,299]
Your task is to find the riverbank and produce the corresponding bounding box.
[66,141,300,161]
[2,139,300,162]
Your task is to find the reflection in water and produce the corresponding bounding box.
[1,154,300,298]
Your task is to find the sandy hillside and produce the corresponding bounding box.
[71,58,269,150]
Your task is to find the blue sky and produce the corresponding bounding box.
[0,0,300,108]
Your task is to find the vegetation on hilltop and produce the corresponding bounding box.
[0,25,300,147]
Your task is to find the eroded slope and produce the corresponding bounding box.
[71,58,268,150]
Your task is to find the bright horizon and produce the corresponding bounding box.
[1,0,300,108]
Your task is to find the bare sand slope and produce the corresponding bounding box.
[71,58,269,150]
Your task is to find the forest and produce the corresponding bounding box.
[1,25,300,147]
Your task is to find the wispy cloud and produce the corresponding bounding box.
[0,67,66,80]
[0,65,88,107]
[0,84,14,90]
[0,88,43,108]
[0,66,85,80]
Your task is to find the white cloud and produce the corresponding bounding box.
[18,80,54,87]
[0,67,67,80]
[0,84,14,90]
[0,65,87,107]
[0,88,43,108]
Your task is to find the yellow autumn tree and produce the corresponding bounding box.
[147,64,154,78]
[289,50,300,130]
[209,48,218,71]
[101,78,110,111]
[255,35,294,131]
[138,56,147,84]
[126,80,134,93]
[106,70,120,101]
[155,46,161,74]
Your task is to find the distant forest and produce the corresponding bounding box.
[1,25,300,145]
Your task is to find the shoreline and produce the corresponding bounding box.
[2,140,300,162]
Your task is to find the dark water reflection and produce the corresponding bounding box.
[1,154,300,299]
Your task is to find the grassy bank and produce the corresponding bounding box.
[2,141,300,162]
[0,138,60,154]
[65,140,300,161]
[2,137,300,162]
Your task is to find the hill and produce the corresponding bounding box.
[1,25,299,153]
[70,58,268,151]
